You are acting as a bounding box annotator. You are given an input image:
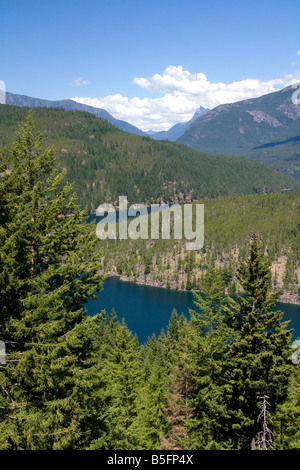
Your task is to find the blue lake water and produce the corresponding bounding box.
[86,179,300,343]
[86,276,300,344]
[288,172,300,186]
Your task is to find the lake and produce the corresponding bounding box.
[289,172,300,186]
[86,276,300,344]
[86,179,300,344]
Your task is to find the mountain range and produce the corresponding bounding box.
[4,84,300,172]
[178,84,300,172]
[5,91,208,142]
[0,104,296,211]
[5,92,148,136]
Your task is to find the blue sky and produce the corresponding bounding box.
[1,0,300,130]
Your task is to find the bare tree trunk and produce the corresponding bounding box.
[255,395,274,450]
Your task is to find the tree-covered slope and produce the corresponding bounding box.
[0,104,297,210]
[100,191,300,303]
[178,84,300,171]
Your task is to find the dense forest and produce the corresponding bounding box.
[0,104,297,211]
[0,115,299,450]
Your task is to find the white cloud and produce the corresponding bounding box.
[69,77,90,86]
[71,65,300,132]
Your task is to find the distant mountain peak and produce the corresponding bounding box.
[194,105,208,116]
[149,106,209,141]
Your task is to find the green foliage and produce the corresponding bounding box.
[0,112,105,449]
[134,335,169,449]
[0,114,298,451]
[273,364,300,449]
[222,233,293,449]
[95,321,142,450]
[180,266,234,449]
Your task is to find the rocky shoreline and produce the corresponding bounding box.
[104,270,300,306]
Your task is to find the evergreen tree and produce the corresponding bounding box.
[160,314,195,450]
[185,265,233,449]
[273,362,300,449]
[0,112,105,449]
[162,309,181,369]
[134,334,168,449]
[94,320,142,450]
[223,233,293,449]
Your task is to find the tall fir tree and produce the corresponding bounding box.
[0,112,105,449]
[134,333,169,450]
[223,233,293,449]
[185,264,234,449]
[94,320,142,450]
[160,313,195,450]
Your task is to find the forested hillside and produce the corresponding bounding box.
[6,91,147,136]
[99,191,300,304]
[0,116,299,450]
[0,104,297,211]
